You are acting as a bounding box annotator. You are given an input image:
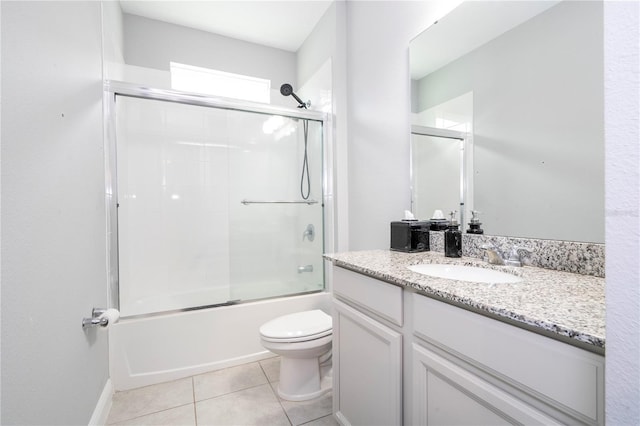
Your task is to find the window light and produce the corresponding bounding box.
[170,62,271,104]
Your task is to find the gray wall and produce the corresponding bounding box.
[123,13,297,88]
[416,1,604,243]
[1,2,109,424]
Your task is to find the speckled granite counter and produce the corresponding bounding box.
[324,250,605,353]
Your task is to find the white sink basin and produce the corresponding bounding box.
[407,264,522,284]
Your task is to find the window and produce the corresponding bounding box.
[170,62,271,104]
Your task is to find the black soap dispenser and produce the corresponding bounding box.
[445,210,462,258]
[466,210,484,234]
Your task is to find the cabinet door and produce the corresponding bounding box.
[333,299,402,426]
[412,343,562,426]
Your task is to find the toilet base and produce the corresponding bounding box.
[277,360,333,401]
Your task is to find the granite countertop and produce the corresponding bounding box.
[324,249,605,352]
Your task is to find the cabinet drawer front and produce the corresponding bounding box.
[413,294,604,425]
[333,266,403,326]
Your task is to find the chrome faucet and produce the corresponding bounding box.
[505,245,532,267]
[481,244,505,265]
[481,244,532,267]
[298,265,314,273]
[303,224,315,242]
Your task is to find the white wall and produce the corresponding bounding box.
[123,13,297,90]
[297,1,349,252]
[102,1,124,65]
[1,2,109,424]
[297,1,336,90]
[604,1,640,424]
[345,1,458,250]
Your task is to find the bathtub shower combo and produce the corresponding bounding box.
[104,82,332,390]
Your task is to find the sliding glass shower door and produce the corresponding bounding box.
[115,95,324,317]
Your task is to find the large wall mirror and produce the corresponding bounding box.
[410,1,604,243]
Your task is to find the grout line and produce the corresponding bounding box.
[270,383,294,426]
[108,403,194,425]
[256,359,292,425]
[194,382,273,405]
[192,376,198,426]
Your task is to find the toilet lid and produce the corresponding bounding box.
[260,310,332,341]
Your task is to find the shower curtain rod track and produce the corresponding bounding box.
[104,80,327,122]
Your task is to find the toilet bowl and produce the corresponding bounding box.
[260,309,333,401]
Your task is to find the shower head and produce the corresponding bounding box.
[280,83,294,97]
[280,83,309,109]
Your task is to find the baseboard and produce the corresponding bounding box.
[88,378,113,426]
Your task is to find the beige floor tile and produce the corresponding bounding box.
[111,404,196,426]
[195,383,290,426]
[299,414,339,426]
[193,362,268,401]
[107,377,194,424]
[279,391,333,426]
[259,356,281,383]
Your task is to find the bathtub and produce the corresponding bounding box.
[109,292,332,390]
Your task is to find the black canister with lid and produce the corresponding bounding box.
[444,211,462,258]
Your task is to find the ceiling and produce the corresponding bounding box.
[119,0,334,52]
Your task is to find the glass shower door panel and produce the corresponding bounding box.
[116,96,232,316]
[226,112,325,301]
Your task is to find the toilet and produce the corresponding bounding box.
[259,309,333,401]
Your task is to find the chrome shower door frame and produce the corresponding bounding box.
[103,80,332,313]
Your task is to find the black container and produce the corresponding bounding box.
[466,222,484,234]
[390,221,430,252]
[429,219,449,231]
[444,223,462,258]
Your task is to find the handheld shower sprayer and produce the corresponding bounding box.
[280,83,309,109]
[280,83,311,199]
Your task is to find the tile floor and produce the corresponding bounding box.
[106,357,338,426]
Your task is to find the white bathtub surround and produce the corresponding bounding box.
[109,292,331,390]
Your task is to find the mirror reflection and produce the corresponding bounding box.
[410,1,604,243]
[411,126,468,227]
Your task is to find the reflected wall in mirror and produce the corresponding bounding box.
[411,126,469,227]
[410,1,604,243]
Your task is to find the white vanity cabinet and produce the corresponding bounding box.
[332,267,403,426]
[412,294,604,425]
[331,266,605,426]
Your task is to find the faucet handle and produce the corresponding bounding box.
[480,244,505,265]
[505,246,532,267]
[302,224,315,242]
